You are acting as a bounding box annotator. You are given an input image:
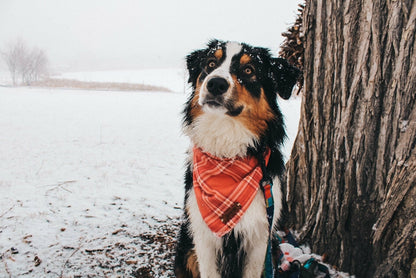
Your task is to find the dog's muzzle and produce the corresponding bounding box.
[206,77,229,96]
[200,77,230,108]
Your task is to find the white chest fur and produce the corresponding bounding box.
[184,112,258,158]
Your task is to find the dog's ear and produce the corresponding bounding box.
[186,49,204,89]
[270,58,300,100]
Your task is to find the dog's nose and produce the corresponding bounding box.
[206,77,229,96]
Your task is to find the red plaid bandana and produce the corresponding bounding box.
[193,147,270,237]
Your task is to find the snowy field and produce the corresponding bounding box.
[0,70,302,277]
[0,87,189,277]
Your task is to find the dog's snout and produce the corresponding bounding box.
[206,77,229,96]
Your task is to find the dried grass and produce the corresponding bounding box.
[30,78,172,92]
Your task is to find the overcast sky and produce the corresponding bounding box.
[0,0,302,71]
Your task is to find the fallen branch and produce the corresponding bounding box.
[0,201,22,218]
[44,180,76,195]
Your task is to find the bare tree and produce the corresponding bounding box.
[1,39,48,86]
[1,39,25,85]
[281,1,416,277]
[24,48,48,85]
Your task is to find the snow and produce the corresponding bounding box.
[278,95,302,160]
[0,87,189,277]
[0,71,302,277]
[0,72,10,85]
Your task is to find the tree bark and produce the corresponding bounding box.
[285,0,416,277]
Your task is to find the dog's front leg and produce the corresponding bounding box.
[234,190,270,278]
[187,189,222,278]
[242,238,268,277]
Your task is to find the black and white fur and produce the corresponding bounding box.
[174,40,299,278]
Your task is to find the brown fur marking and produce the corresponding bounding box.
[190,76,203,120]
[231,76,274,136]
[186,249,200,278]
[240,54,251,64]
[214,49,223,60]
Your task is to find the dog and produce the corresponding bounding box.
[174,40,299,278]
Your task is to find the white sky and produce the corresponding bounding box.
[0,0,302,71]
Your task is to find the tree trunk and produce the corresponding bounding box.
[285,0,416,277]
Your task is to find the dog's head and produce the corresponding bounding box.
[186,39,299,117]
[184,40,299,157]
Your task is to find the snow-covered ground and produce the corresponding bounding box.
[0,71,11,86]
[0,70,303,277]
[0,87,189,277]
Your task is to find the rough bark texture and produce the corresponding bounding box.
[285,0,416,277]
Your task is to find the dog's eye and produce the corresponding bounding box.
[243,66,254,75]
[207,59,217,69]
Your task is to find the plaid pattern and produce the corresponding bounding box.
[193,147,270,237]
